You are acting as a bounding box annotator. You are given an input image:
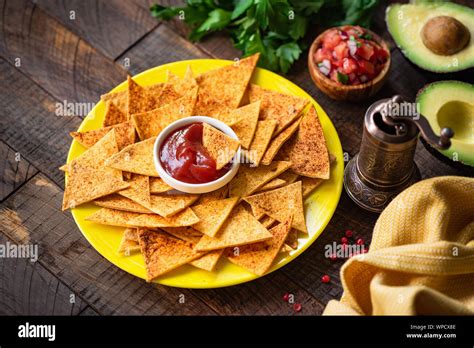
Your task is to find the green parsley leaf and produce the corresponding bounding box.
[337,72,349,84]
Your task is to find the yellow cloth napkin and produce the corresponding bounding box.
[324,176,474,315]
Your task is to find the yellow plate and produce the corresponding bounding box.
[67,59,344,288]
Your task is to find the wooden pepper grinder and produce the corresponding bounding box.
[344,95,454,213]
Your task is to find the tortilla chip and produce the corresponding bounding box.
[128,207,200,228]
[70,122,136,151]
[128,76,154,116]
[192,197,239,237]
[261,117,302,165]
[244,181,307,233]
[105,137,159,177]
[227,101,260,149]
[131,87,198,140]
[278,171,299,184]
[62,130,130,210]
[151,194,200,217]
[248,84,309,135]
[251,204,267,220]
[161,226,203,243]
[118,228,141,254]
[227,216,292,275]
[190,249,224,272]
[302,177,324,198]
[242,120,277,166]
[279,106,330,179]
[229,161,291,198]
[285,228,298,249]
[118,174,150,206]
[196,53,259,109]
[167,66,197,91]
[101,91,128,118]
[202,123,240,170]
[195,185,228,205]
[137,229,204,281]
[102,101,128,127]
[194,205,272,252]
[149,177,172,194]
[259,215,277,229]
[255,178,287,193]
[193,90,232,119]
[280,244,293,253]
[85,208,140,227]
[94,194,152,213]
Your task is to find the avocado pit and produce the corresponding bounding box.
[421,16,470,56]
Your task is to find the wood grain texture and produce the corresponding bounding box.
[0,174,217,315]
[0,140,38,201]
[34,0,158,59]
[117,24,208,75]
[0,58,82,188]
[78,306,99,316]
[0,233,87,315]
[0,0,128,104]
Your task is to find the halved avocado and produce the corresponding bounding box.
[386,2,474,73]
[417,81,474,167]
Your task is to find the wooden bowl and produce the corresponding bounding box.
[308,26,391,101]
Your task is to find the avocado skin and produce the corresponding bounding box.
[386,2,474,73]
[416,81,474,171]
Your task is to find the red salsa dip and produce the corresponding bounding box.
[314,25,389,85]
[159,122,230,184]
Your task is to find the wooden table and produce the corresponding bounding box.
[0,0,471,316]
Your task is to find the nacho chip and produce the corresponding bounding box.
[229,161,291,198]
[192,197,239,237]
[244,181,307,233]
[161,226,203,243]
[85,208,140,227]
[255,178,287,193]
[101,91,128,118]
[285,228,298,249]
[105,137,159,177]
[242,120,277,166]
[128,208,200,228]
[70,122,136,151]
[128,76,154,116]
[251,205,267,220]
[102,100,128,127]
[149,177,172,194]
[227,101,260,149]
[118,174,150,206]
[279,106,330,179]
[137,229,204,281]
[227,216,292,275]
[62,130,130,210]
[118,228,141,254]
[248,84,309,135]
[261,117,302,165]
[193,90,232,119]
[94,194,152,213]
[280,244,293,253]
[167,66,197,91]
[301,177,324,198]
[278,171,299,184]
[194,205,272,252]
[202,123,240,170]
[190,249,224,272]
[195,185,228,205]
[259,215,277,229]
[196,53,259,108]
[131,87,198,140]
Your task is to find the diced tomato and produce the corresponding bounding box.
[357,60,375,75]
[314,48,332,63]
[322,29,342,50]
[341,57,358,74]
[329,69,339,83]
[356,43,374,61]
[333,42,348,61]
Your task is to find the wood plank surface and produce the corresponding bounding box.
[0,234,88,315]
[0,174,217,315]
[0,140,38,201]
[0,0,128,104]
[34,0,158,59]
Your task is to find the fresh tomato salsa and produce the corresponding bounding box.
[160,123,230,184]
[314,25,389,85]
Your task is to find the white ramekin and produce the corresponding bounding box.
[153,116,241,194]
